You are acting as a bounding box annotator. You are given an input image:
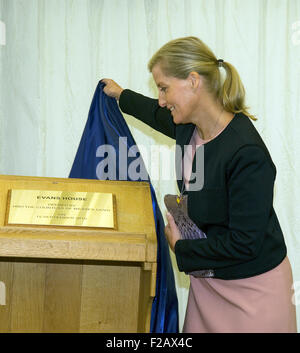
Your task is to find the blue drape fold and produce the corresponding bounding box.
[69,81,179,333]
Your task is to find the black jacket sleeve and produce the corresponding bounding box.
[119,89,176,139]
[175,145,276,271]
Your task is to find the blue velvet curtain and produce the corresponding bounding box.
[69,81,179,333]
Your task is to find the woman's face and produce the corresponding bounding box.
[152,64,198,125]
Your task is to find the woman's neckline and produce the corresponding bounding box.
[196,113,237,145]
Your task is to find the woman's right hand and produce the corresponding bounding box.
[101,79,124,100]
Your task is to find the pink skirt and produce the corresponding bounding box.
[183,257,297,333]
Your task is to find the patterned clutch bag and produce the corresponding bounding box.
[164,194,215,278]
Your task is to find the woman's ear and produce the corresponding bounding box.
[188,71,202,91]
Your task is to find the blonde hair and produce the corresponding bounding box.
[148,36,256,121]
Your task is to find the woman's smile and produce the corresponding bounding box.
[152,64,196,124]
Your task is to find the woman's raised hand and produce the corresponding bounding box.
[101,79,124,100]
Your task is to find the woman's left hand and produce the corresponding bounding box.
[164,212,181,252]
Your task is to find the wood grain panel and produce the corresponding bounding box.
[0,227,147,261]
[43,262,82,332]
[80,262,141,332]
[137,263,157,332]
[10,260,46,332]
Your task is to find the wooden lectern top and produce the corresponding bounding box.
[0,174,157,263]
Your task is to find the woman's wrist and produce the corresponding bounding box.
[116,88,124,101]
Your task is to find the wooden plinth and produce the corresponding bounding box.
[0,175,157,332]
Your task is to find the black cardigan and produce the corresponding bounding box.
[119,89,287,280]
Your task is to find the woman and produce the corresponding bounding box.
[102,36,297,333]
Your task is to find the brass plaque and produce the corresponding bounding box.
[6,189,116,229]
